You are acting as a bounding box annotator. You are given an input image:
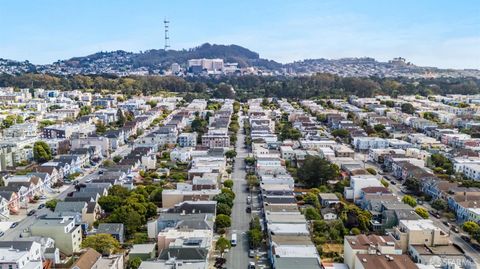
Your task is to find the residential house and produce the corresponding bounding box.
[97,223,125,244]
[30,217,83,255]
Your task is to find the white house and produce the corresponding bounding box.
[344,175,383,202]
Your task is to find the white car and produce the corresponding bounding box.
[85,178,92,183]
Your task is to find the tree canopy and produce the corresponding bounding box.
[81,233,120,255]
[33,141,52,163]
[297,156,340,187]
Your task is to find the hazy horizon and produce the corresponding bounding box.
[1,0,479,69]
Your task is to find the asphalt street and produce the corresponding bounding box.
[226,112,251,269]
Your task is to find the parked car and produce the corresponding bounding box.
[246,206,251,213]
[10,222,18,228]
[85,178,92,183]
[471,243,480,251]
[451,226,459,233]
[98,170,104,175]
[37,204,45,209]
[249,249,255,258]
[442,220,451,227]
[248,262,256,269]
[461,235,471,242]
[429,210,441,219]
[27,210,36,216]
[0,232,4,237]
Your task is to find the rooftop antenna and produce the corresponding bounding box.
[164,18,170,50]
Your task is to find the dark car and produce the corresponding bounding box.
[27,210,36,216]
[429,210,441,218]
[461,235,471,242]
[38,204,45,209]
[0,232,4,237]
[98,170,104,175]
[451,226,459,233]
[246,206,251,213]
[471,243,480,251]
[10,222,18,228]
[443,220,451,227]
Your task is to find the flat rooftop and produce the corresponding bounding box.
[271,234,314,246]
[356,254,418,269]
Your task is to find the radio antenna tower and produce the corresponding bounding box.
[164,18,170,50]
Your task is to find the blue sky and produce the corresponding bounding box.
[0,0,479,68]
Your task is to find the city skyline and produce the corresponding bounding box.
[0,0,479,69]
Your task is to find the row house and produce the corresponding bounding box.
[448,194,480,223]
[352,137,389,151]
[43,123,95,139]
[178,132,198,147]
[104,129,126,150]
[139,126,178,148]
[71,136,111,157]
[2,122,38,138]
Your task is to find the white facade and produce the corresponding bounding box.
[344,175,382,202]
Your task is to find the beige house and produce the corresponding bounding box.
[30,217,82,255]
[343,234,402,269]
[393,219,450,252]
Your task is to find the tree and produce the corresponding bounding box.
[127,257,142,269]
[98,195,124,212]
[33,141,52,163]
[402,195,417,207]
[117,108,126,127]
[215,214,232,229]
[248,228,262,248]
[217,203,232,216]
[45,199,58,211]
[415,207,429,219]
[225,150,237,159]
[107,206,144,235]
[431,199,447,211]
[191,117,207,135]
[244,157,256,166]
[149,188,163,204]
[374,124,385,133]
[463,221,480,235]
[112,155,122,163]
[216,236,231,254]
[146,100,157,108]
[16,115,24,124]
[1,115,15,129]
[247,174,259,188]
[223,179,233,189]
[331,129,350,138]
[304,207,321,220]
[350,227,361,235]
[102,159,115,167]
[109,185,130,198]
[214,84,235,99]
[303,192,320,208]
[297,156,340,187]
[81,233,120,255]
[95,122,107,134]
[366,168,377,175]
[213,193,233,208]
[79,106,92,117]
[401,103,415,114]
